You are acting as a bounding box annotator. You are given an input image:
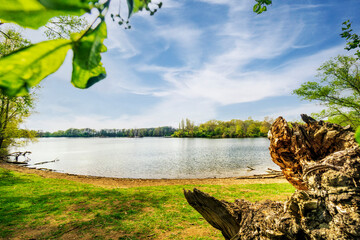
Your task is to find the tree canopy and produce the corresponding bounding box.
[44,15,87,40]
[37,126,176,138]
[293,55,360,129]
[340,22,360,143]
[172,118,273,138]
[0,29,37,158]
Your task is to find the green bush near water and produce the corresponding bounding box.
[0,168,295,239]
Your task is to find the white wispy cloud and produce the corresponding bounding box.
[134,3,344,105]
[161,0,183,9]
[105,24,140,58]
[147,45,343,107]
[26,96,217,131]
[155,24,203,66]
[23,0,356,130]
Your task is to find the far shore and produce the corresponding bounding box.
[0,162,287,188]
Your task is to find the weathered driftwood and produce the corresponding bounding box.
[184,115,360,240]
[33,158,59,165]
[6,151,31,164]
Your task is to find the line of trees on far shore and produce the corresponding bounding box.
[37,127,177,138]
[172,118,273,138]
[35,117,274,139]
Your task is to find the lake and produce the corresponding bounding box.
[14,137,280,179]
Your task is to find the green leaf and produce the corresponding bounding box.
[37,0,94,11]
[127,0,134,18]
[0,39,71,96]
[264,0,272,5]
[72,21,107,70]
[133,0,149,14]
[71,21,107,89]
[127,0,150,18]
[253,3,261,13]
[71,62,106,89]
[356,127,360,145]
[0,0,92,29]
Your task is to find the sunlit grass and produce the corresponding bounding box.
[0,167,295,239]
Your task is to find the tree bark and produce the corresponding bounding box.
[184,115,360,239]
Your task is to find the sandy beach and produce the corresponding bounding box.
[0,162,287,188]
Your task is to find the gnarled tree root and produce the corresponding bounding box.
[185,115,360,240]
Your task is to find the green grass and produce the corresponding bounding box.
[0,168,295,239]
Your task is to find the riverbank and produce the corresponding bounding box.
[0,162,286,188]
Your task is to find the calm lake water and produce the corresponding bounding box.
[14,137,280,179]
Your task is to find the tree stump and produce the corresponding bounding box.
[184,115,360,239]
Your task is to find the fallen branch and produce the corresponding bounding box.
[246,166,255,171]
[185,115,360,239]
[6,151,31,163]
[236,174,283,179]
[33,158,59,166]
[266,168,282,174]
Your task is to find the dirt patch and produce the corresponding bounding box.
[0,162,287,188]
[181,225,220,239]
[157,225,220,240]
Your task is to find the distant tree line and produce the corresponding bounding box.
[35,117,274,139]
[172,118,273,138]
[37,127,176,138]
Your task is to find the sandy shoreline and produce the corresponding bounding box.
[0,162,287,188]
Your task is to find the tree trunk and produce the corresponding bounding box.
[184,115,360,239]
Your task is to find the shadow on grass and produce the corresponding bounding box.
[0,169,29,187]
[0,174,173,239]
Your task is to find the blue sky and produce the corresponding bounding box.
[23,0,360,131]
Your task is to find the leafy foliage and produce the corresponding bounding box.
[127,0,151,18]
[0,0,157,96]
[0,0,92,29]
[356,127,360,144]
[293,55,360,129]
[0,91,37,158]
[340,21,360,144]
[0,30,37,159]
[253,0,272,14]
[0,29,31,54]
[111,0,162,29]
[0,39,72,96]
[71,21,107,88]
[172,118,273,138]
[341,20,360,59]
[44,16,87,40]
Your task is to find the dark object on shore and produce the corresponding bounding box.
[6,151,31,164]
[246,166,255,171]
[266,168,282,175]
[184,115,360,239]
[300,113,316,124]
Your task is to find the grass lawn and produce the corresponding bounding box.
[0,168,295,239]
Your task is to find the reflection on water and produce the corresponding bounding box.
[13,137,280,179]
